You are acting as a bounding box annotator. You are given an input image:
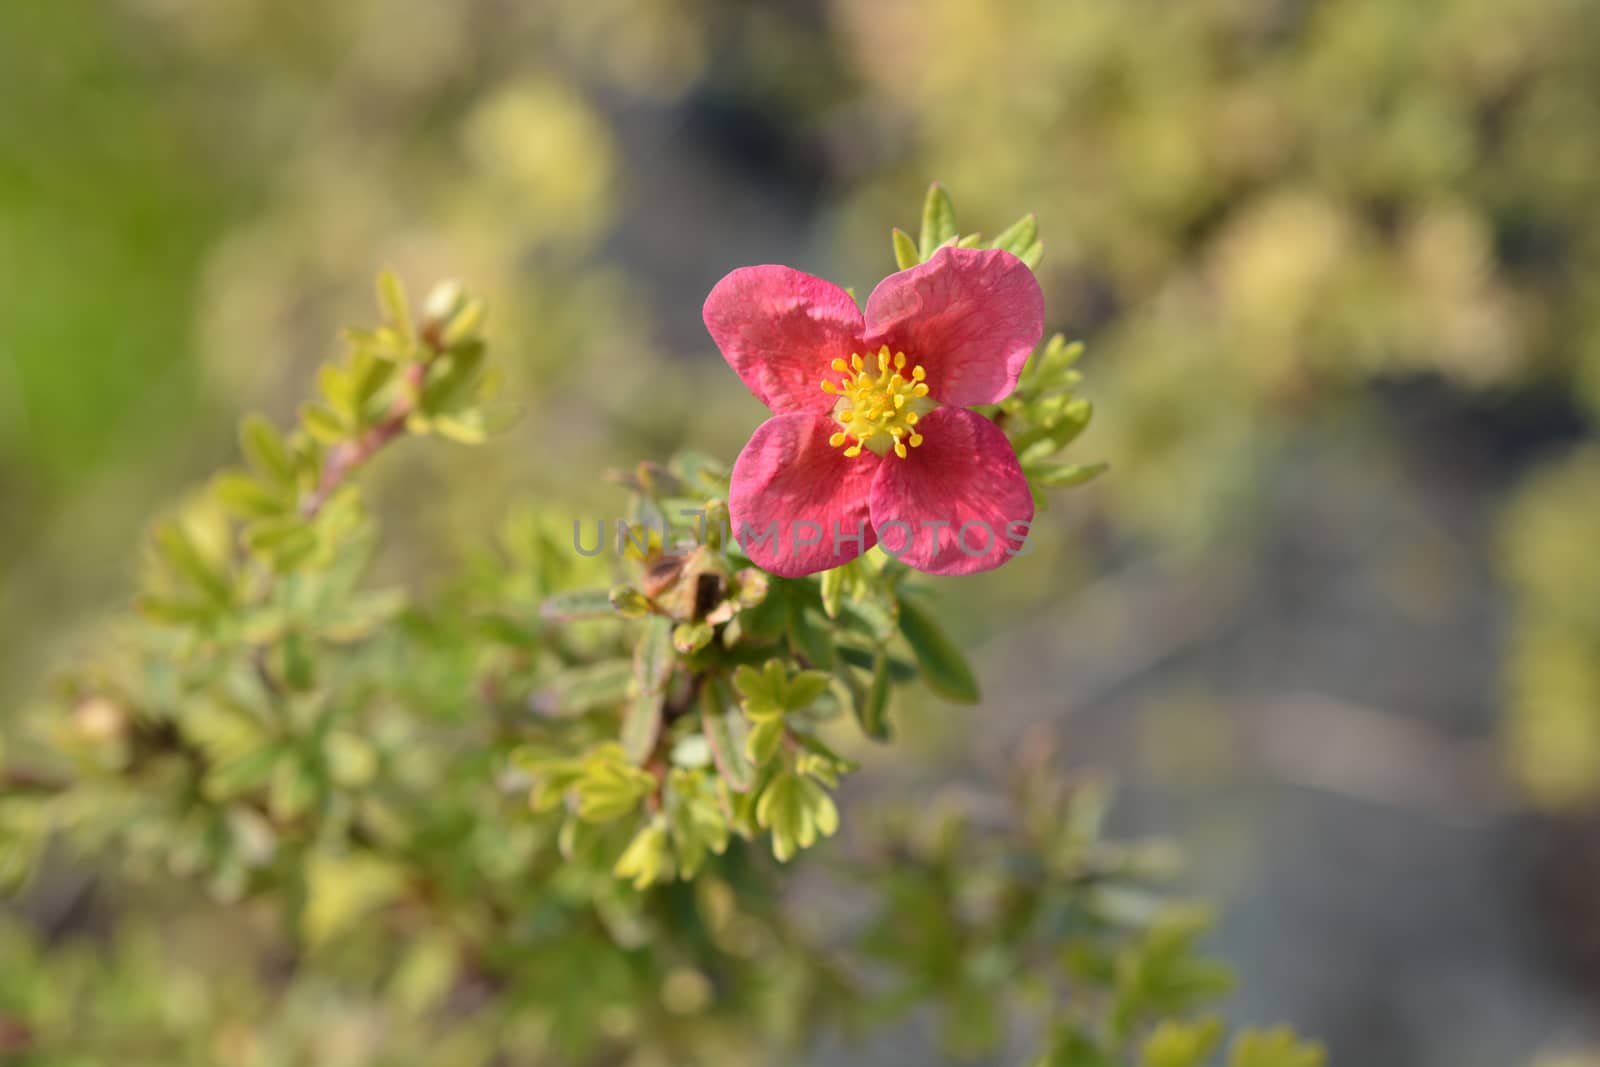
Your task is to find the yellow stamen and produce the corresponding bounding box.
[820,344,936,460]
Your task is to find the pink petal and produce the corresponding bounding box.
[867,407,1033,576]
[863,247,1044,407]
[729,413,881,577]
[704,265,866,415]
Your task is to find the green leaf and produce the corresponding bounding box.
[1028,461,1109,488]
[624,617,674,763]
[861,651,892,739]
[1228,1028,1326,1067]
[269,751,319,821]
[240,414,295,487]
[898,597,980,704]
[919,183,958,260]
[785,670,833,711]
[376,268,413,343]
[574,746,656,822]
[892,227,921,270]
[992,213,1039,260]
[755,771,809,861]
[213,472,287,519]
[302,852,405,949]
[531,660,634,717]
[820,564,849,619]
[746,717,786,767]
[701,679,756,792]
[788,602,837,670]
[673,620,713,654]
[1142,1018,1225,1067]
[733,660,789,720]
[539,588,616,622]
[613,819,674,890]
[153,521,232,605]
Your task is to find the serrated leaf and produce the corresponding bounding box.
[898,597,980,704]
[919,183,958,260]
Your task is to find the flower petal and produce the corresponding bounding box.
[868,407,1033,576]
[729,413,880,577]
[704,265,866,415]
[863,247,1044,406]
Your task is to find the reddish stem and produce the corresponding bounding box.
[300,361,428,518]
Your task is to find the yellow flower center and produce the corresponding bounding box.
[820,345,934,459]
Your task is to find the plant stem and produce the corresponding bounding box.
[300,360,428,518]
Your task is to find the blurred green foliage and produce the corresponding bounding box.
[5,0,1600,1060]
[0,267,1316,1064]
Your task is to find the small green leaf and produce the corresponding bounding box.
[613,819,674,890]
[302,852,406,949]
[746,717,786,767]
[820,564,849,619]
[635,616,675,692]
[539,588,616,622]
[861,651,892,739]
[919,183,958,260]
[530,660,634,717]
[992,213,1039,260]
[785,670,832,711]
[892,227,921,270]
[153,522,232,604]
[733,660,789,720]
[213,472,287,519]
[1142,1018,1225,1067]
[240,414,295,487]
[700,679,755,792]
[376,268,413,342]
[1228,1028,1326,1067]
[624,617,674,763]
[788,602,837,669]
[897,597,980,704]
[1028,461,1109,488]
[609,585,653,619]
[673,620,713,654]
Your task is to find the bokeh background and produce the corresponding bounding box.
[5,0,1600,1064]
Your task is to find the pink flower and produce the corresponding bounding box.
[704,246,1044,577]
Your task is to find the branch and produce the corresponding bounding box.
[300,360,429,519]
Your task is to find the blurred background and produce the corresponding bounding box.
[4,0,1600,1064]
